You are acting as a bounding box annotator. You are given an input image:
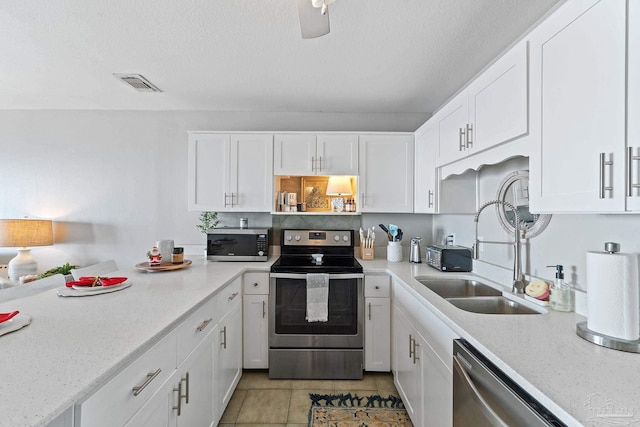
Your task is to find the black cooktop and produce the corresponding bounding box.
[271,255,363,274]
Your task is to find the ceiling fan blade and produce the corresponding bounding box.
[296,0,330,39]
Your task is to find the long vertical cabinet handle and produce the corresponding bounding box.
[311,156,316,173]
[368,302,372,321]
[412,341,420,364]
[230,193,236,207]
[221,326,227,349]
[466,123,473,148]
[628,147,640,197]
[173,381,183,416]
[318,156,323,172]
[428,190,434,208]
[408,335,414,358]
[599,153,614,199]
[183,373,190,404]
[224,193,230,207]
[459,128,466,151]
[361,193,366,207]
[262,300,266,318]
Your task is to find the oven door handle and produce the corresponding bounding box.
[270,273,364,280]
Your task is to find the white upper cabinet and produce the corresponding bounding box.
[274,134,358,175]
[529,0,627,212]
[359,134,414,213]
[628,1,640,211]
[188,133,273,212]
[436,42,528,167]
[414,122,438,213]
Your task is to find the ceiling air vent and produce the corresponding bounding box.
[113,74,162,93]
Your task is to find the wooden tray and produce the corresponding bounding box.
[135,259,192,272]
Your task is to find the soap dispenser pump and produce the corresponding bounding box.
[547,265,572,312]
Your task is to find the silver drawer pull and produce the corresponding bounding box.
[253,282,259,287]
[412,341,420,364]
[173,381,182,415]
[408,335,414,358]
[628,147,640,197]
[196,318,213,332]
[599,152,613,199]
[459,128,466,151]
[368,302,372,321]
[262,300,266,318]
[221,326,227,349]
[466,123,473,148]
[183,372,190,404]
[132,368,162,396]
[428,189,434,208]
[228,292,239,301]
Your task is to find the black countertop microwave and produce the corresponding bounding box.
[207,228,269,261]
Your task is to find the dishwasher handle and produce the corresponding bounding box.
[453,354,510,427]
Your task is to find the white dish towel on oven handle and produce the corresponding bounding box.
[306,273,329,322]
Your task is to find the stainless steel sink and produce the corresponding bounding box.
[415,278,502,298]
[446,296,541,315]
[415,277,542,314]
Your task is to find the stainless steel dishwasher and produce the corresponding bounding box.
[453,339,566,427]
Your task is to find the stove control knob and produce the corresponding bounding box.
[294,235,301,241]
[343,235,349,242]
[334,235,340,242]
[286,235,293,241]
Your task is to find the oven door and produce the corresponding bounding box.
[269,273,364,349]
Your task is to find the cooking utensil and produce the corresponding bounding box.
[0,311,20,323]
[388,224,399,241]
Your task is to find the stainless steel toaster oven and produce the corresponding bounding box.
[426,244,473,272]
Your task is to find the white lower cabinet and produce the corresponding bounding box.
[364,274,390,372]
[392,280,457,426]
[77,278,244,427]
[243,272,269,369]
[216,295,243,417]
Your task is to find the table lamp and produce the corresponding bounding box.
[0,218,53,281]
[326,176,352,212]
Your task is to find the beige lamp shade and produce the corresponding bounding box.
[0,219,54,247]
[325,176,353,196]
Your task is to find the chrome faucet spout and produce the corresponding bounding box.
[473,200,524,293]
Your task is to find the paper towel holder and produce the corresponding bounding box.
[576,322,640,353]
[576,241,640,353]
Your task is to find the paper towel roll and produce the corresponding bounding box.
[586,251,640,340]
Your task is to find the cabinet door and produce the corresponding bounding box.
[364,297,390,372]
[420,336,452,427]
[176,335,215,427]
[468,41,528,154]
[391,304,419,423]
[243,294,268,369]
[316,134,359,175]
[229,134,273,212]
[124,383,175,427]
[414,123,437,213]
[529,0,626,212]
[188,133,230,211]
[273,134,316,175]
[359,135,414,213]
[436,92,469,166]
[216,301,242,417]
[628,1,640,211]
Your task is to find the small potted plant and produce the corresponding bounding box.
[197,211,219,258]
[39,262,79,283]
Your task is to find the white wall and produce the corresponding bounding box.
[433,157,640,296]
[0,110,428,272]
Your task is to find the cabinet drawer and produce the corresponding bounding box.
[217,277,242,315]
[365,275,390,297]
[243,272,269,295]
[176,296,216,365]
[78,331,177,427]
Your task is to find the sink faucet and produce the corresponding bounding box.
[472,200,525,294]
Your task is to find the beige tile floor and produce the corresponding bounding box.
[218,370,400,427]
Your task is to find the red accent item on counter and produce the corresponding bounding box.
[65,277,128,288]
[0,310,20,323]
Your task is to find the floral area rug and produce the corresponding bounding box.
[308,393,413,427]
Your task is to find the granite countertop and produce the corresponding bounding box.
[1,256,636,427]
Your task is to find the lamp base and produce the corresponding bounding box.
[8,248,38,281]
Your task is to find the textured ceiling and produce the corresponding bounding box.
[0,0,562,113]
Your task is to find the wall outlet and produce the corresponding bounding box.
[0,264,8,280]
[444,233,456,246]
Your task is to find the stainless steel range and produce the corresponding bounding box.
[269,229,364,379]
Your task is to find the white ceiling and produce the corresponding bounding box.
[0,0,561,113]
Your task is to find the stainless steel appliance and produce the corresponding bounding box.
[206,228,269,261]
[269,229,364,379]
[410,237,422,263]
[426,244,473,272]
[453,339,566,426]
